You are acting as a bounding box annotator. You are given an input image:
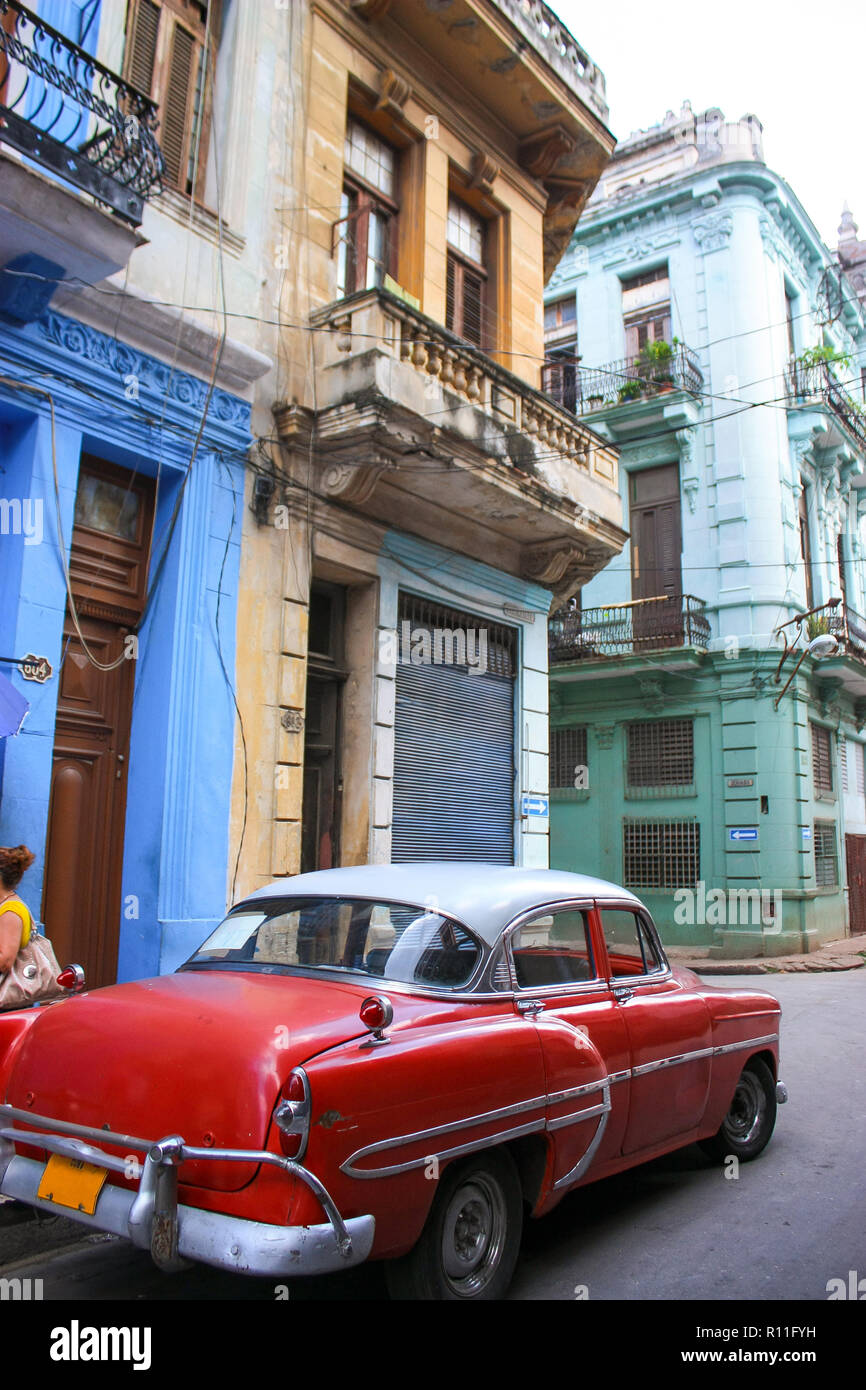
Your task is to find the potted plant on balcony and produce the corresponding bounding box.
[637,337,680,391]
[805,613,832,640]
[796,344,852,371]
[617,378,643,403]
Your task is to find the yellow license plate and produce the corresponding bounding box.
[37,1154,108,1215]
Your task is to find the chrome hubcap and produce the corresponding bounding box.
[724,1070,765,1145]
[441,1176,506,1295]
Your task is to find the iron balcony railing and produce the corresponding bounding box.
[784,356,866,456]
[0,0,164,224]
[543,342,704,415]
[806,601,866,663]
[550,593,711,663]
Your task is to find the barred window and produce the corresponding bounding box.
[811,723,833,796]
[623,818,700,890]
[814,820,838,887]
[551,726,588,790]
[627,718,694,787]
[840,738,848,792]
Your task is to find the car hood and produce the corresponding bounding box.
[4,969,373,1191]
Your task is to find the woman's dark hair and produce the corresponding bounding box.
[0,845,35,890]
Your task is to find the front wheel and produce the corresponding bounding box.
[385,1148,523,1301]
[699,1058,777,1163]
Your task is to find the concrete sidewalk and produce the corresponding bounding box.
[666,932,866,975]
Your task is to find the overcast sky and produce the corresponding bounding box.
[549,0,865,252]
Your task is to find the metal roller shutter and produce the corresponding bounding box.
[392,594,517,863]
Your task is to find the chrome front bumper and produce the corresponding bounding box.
[0,1104,374,1278]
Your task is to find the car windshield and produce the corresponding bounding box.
[189,897,482,989]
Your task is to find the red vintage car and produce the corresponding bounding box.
[0,864,786,1300]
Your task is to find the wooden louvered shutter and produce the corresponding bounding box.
[124,0,210,197]
[445,253,456,334]
[126,0,160,94]
[446,251,486,349]
[461,265,483,348]
[161,21,196,188]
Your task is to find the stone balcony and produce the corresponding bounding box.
[275,287,626,601]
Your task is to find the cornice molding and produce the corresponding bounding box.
[0,310,253,460]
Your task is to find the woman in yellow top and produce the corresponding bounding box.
[0,844,35,975]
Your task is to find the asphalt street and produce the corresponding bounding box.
[1,970,863,1302]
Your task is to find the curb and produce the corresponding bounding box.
[681,957,866,976]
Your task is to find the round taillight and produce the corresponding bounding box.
[57,964,85,992]
[359,994,393,1037]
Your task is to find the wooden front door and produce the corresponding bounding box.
[42,459,154,986]
[845,834,866,936]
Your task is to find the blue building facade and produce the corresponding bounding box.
[0,309,251,980]
[543,106,866,954]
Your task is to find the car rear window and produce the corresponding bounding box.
[189,898,482,989]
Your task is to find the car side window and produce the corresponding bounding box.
[511,909,596,989]
[600,908,663,978]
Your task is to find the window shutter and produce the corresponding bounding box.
[811,723,833,795]
[126,0,161,95]
[445,252,456,333]
[161,21,196,188]
[461,266,483,347]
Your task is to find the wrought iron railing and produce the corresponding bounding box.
[543,343,704,415]
[549,594,711,662]
[0,0,164,224]
[784,356,866,455]
[805,601,866,662]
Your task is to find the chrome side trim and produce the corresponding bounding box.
[632,1046,716,1078]
[547,1099,608,1133]
[339,1094,548,1178]
[546,1078,608,1105]
[342,1117,547,1180]
[340,1031,782,1180]
[712,1032,778,1057]
[552,1082,612,1190]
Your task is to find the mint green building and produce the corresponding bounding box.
[543,106,866,955]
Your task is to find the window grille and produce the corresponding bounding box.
[840,738,848,792]
[623,818,700,890]
[814,820,838,887]
[811,723,833,795]
[627,718,694,788]
[551,726,588,790]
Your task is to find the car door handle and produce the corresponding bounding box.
[516,999,545,1015]
[613,987,634,1003]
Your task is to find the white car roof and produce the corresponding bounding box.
[241,863,643,947]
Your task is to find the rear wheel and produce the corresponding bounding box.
[699,1058,777,1163]
[385,1148,523,1301]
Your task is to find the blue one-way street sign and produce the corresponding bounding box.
[728,827,758,842]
